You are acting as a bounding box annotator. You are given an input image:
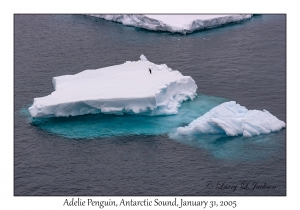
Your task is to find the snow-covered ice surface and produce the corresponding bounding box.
[173,101,286,138]
[89,14,253,34]
[28,55,197,118]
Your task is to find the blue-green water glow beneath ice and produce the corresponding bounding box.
[169,131,283,161]
[21,94,284,160]
[22,94,227,139]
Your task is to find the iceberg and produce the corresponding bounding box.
[89,14,253,34]
[174,101,286,137]
[28,55,197,118]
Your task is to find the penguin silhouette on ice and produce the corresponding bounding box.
[149,68,152,74]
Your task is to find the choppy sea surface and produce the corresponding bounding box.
[14,15,286,195]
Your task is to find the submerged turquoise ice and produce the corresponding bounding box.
[24,94,228,139]
[21,94,285,160]
[169,130,284,160]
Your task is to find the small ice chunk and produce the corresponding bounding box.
[174,101,285,137]
[140,54,148,61]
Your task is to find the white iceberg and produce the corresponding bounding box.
[28,55,197,118]
[175,101,286,137]
[89,14,253,34]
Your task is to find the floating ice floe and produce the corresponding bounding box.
[28,55,197,118]
[89,14,253,34]
[174,101,286,137]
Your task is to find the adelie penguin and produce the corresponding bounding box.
[149,68,152,74]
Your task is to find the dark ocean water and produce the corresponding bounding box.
[14,15,286,196]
